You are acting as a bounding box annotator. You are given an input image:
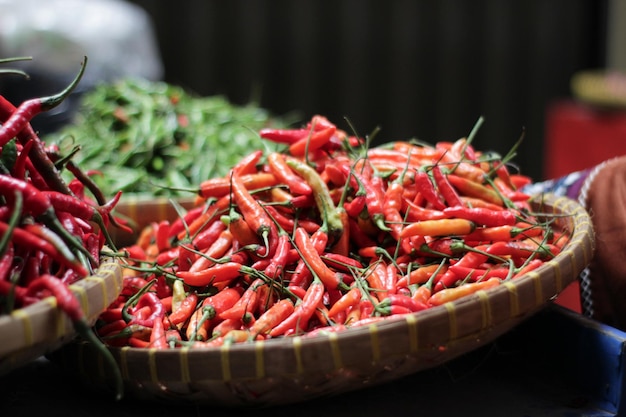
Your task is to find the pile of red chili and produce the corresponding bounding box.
[98,114,569,349]
[0,57,125,398]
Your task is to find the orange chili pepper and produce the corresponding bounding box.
[428,277,501,306]
[400,218,475,238]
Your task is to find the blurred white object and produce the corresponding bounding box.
[0,0,163,83]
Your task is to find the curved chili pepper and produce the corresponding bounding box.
[285,157,344,241]
[187,287,243,341]
[129,292,166,327]
[230,172,278,256]
[42,189,122,248]
[0,175,97,265]
[0,100,70,195]
[188,228,233,273]
[232,149,263,176]
[431,164,463,207]
[0,58,86,147]
[10,138,34,180]
[433,242,493,291]
[247,298,295,337]
[327,286,361,319]
[192,218,227,251]
[264,233,292,279]
[269,279,324,337]
[267,152,313,195]
[166,292,198,326]
[219,277,264,321]
[413,170,446,210]
[149,316,168,349]
[177,261,247,287]
[293,227,343,291]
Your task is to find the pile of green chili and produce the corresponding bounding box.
[46,78,291,198]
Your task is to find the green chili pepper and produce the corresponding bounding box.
[46,78,291,198]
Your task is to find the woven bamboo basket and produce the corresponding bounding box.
[108,196,197,248]
[0,258,123,376]
[51,193,594,407]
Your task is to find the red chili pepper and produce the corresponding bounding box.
[411,170,445,210]
[177,195,230,241]
[512,258,544,278]
[327,286,361,319]
[166,292,198,326]
[149,316,168,349]
[167,206,205,239]
[270,280,325,336]
[321,253,363,273]
[433,243,491,292]
[0,106,70,196]
[293,227,343,290]
[443,205,517,228]
[486,239,558,260]
[10,138,34,181]
[187,287,242,341]
[188,229,233,273]
[263,205,320,235]
[329,207,350,257]
[0,58,86,147]
[447,264,511,281]
[431,165,463,207]
[0,175,97,265]
[219,278,264,321]
[401,198,448,222]
[259,127,309,144]
[288,126,336,157]
[0,174,54,217]
[379,293,427,313]
[264,233,292,279]
[0,221,87,277]
[267,152,313,195]
[211,318,243,338]
[177,261,246,287]
[249,298,295,337]
[365,261,389,302]
[230,172,278,255]
[129,292,166,327]
[232,149,263,176]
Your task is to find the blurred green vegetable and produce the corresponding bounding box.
[46,78,290,198]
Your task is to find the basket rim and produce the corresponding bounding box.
[0,257,124,373]
[108,192,593,355]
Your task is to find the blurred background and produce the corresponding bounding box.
[0,0,617,181]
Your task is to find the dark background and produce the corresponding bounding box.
[127,0,608,181]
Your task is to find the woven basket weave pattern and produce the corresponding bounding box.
[52,194,594,406]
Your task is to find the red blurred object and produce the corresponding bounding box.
[544,100,626,179]
[544,99,626,313]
